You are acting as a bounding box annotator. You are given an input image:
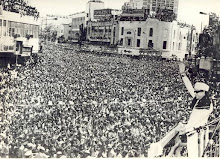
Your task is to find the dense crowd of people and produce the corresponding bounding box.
[154,8,176,22]
[0,0,39,19]
[0,42,219,158]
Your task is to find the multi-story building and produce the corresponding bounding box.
[129,0,179,16]
[87,9,121,45]
[86,0,105,23]
[57,24,71,41]
[64,0,104,42]
[69,12,86,41]
[118,18,197,60]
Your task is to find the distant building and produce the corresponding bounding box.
[87,9,121,45]
[42,14,71,29]
[86,0,105,23]
[63,0,105,42]
[69,12,86,42]
[129,0,179,17]
[118,18,197,60]
[57,24,71,41]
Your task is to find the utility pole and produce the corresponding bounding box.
[189,25,194,59]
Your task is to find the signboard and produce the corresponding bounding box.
[199,58,212,71]
[94,9,112,16]
[22,46,32,57]
[94,9,112,20]
[0,38,15,52]
[3,45,14,51]
[122,9,146,15]
[120,9,149,21]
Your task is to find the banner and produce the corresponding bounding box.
[199,58,211,71]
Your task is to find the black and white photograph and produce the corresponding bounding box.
[0,0,220,158]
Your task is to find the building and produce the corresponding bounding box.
[41,14,71,30]
[57,24,72,41]
[86,0,105,23]
[87,9,121,45]
[40,14,71,42]
[69,12,86,42]
[118,18,197,60]
[129,0,179,16]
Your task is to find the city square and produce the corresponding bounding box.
[0,0,220,158]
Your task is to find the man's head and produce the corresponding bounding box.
[194,82,209,99]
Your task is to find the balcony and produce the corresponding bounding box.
[148,117,220,157]
[89,37,111,42]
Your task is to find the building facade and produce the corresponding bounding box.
[69,12,86,41]
[87,9,121,45]
[86,0,105,23]
[129,0,179,16]
[57,24,71,41]
[118,18,196,60]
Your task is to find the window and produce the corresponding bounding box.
[149,28,153,37]
[128,38,131,46]
[178,43,181,50]
[11,28,15,37]
[121,27,124,35]
[173,30,175,38]
[137,39,140,47]
[113,27,116,36]
[148,40,153,48]
[120,38,123,45]
[163,41,167,49]
[173,42,175,50]
[138,27,141,36]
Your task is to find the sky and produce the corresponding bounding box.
[29,0,128,16]
[29,0,220,32]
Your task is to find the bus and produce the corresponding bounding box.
[0,5,40,66]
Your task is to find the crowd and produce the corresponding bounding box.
[154,8,176,22]
[0,42,219,158]
[0,0,39,19]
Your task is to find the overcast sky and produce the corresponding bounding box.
[30,0,220,32]
[29,0,128,16]
[29,0,220,16]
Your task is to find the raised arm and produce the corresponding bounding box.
[179,63,195,98]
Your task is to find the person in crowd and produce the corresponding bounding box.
[0,0,39,19]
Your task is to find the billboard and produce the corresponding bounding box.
[120,9,149,21]
[21,46,32,57]
[94,9,112,20]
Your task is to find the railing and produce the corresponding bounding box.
[203,123,220,157]
[148,117,220,157]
